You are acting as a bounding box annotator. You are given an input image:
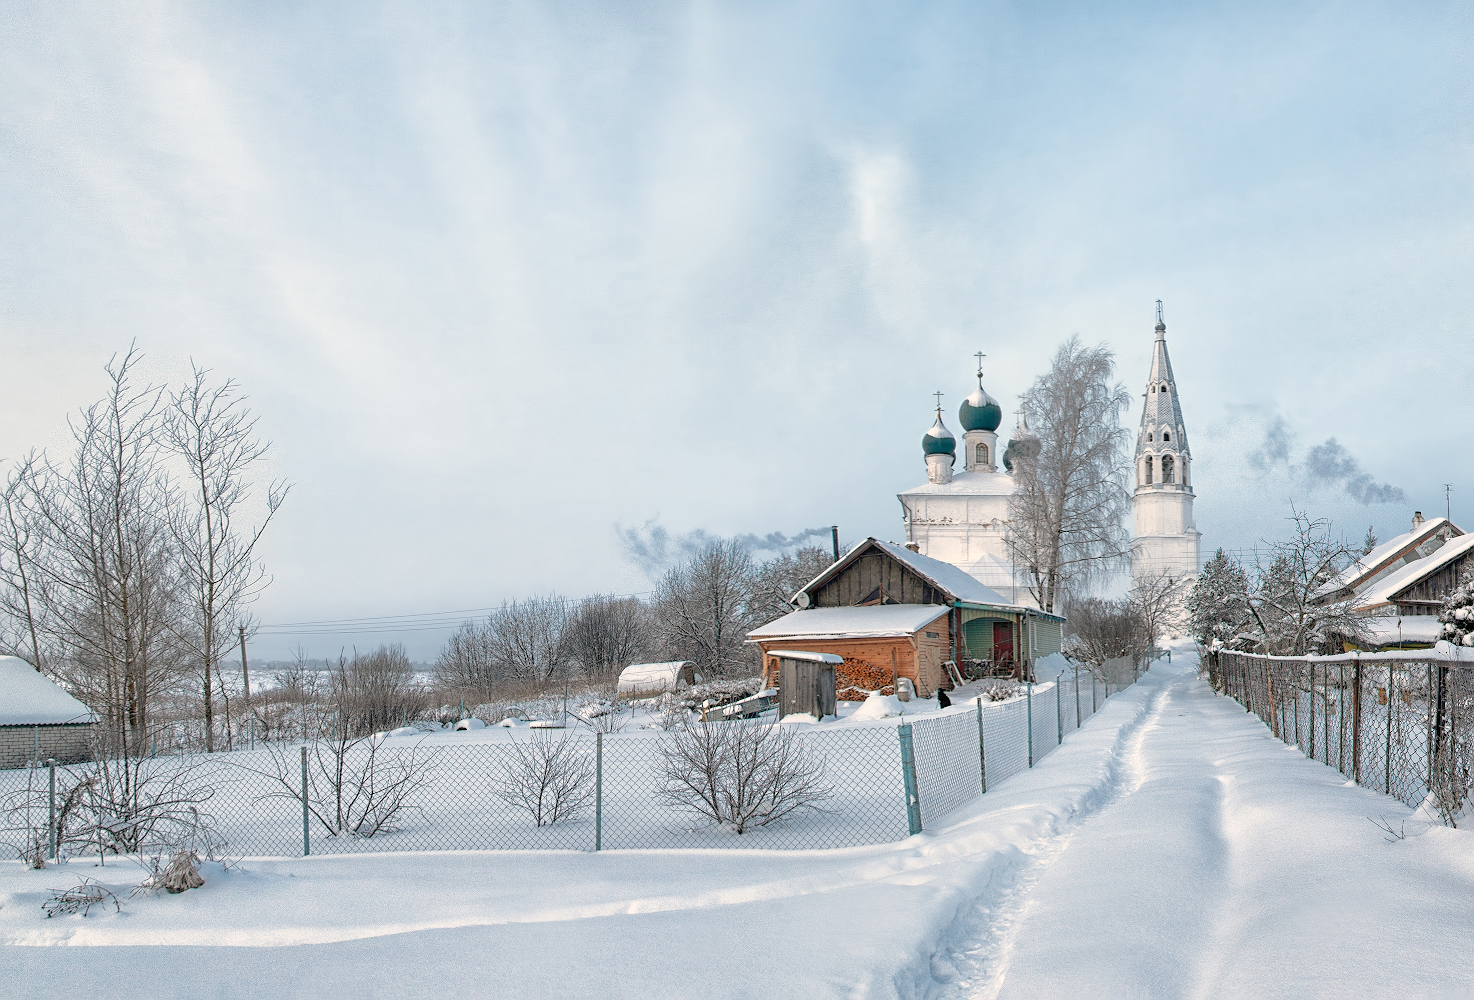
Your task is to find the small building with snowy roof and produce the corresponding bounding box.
[0,656,98,769]
[1349,531,1474,620]
[748,537,1065,695]
[1317,511,1464,606]
[616,660,697,696]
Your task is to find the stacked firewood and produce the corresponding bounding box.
[836,657,894,701]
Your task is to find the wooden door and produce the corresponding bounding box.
[993,622,1014,665]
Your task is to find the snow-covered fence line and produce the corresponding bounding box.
[0,666,1134,857]
[1213,650,1474,824]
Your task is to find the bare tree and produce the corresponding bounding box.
[1006,337,1133,613]
[494,732,595,827]
[1128,568,1188,650]
[327,644,427,738]
[163,363,289,752]
[434,619,500,690]
[26,348,183,747]
[1062,597,1150,671]
[0,456,47,669]
[746,546,832,627]
[486,595,572,682]
[658,717,831,833]
[652,540,755,678]
[1242,510,1370,654]
[562,594,647,682]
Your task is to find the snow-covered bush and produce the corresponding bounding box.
[979,680,1020,702]
[494,732,595,827]
[677,677,763,711]
[1438,567,1474,647]
[135,849,206,894]
[658,718,831,834]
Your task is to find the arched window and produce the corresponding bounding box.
[1162,430,1170,442]
[976,443,988,466]
[1146,431,1153,442]
[1161,383,1168,393]
[1144,457,1154,485]
[1150,385,1155,393]
[1162,455,1175,484]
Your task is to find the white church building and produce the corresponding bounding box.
[899,306,1201,608]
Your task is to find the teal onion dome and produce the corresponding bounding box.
[922,413,956,457]
[1002,411,1040,472]
[959,384,1002,432]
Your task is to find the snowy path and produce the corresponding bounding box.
[3,653,1472,999]
[943,653,1474,999]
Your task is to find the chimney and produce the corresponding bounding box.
[905,542,920,552]
[1412,511,1424,530]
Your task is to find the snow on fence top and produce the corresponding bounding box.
[0,656,98,726]
[617,661,697,695]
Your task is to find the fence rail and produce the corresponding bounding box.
[1211,650,1474,823]
[2,668,1137,859]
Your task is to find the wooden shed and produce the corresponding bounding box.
[764,537,1065,690]
[750,605,952,699]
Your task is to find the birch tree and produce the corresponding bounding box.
[163,364,289,752]
[1006,337,1132,613]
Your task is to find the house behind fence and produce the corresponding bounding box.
[0,656,97,769]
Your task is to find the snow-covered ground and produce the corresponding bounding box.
[4,645,1470,999]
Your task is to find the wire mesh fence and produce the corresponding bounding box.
[1213,650,1474,822]
[0,665,1138,859]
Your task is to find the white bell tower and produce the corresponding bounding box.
[1131,301,1201,593]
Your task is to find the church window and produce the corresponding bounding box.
[1150,385,1155,393]
[1144,457,1153,485]
[976,443,988,466]
[1161,383,1168,392]
[1162,430,1170,442]
[1146,432,1153,442]
[1162,455,1175,483]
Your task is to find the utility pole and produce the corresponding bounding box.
[239,625,252,709]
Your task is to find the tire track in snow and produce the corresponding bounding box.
[937,677,1173,999]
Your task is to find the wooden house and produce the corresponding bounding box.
[747,538,1065,696]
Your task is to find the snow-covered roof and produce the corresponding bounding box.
[1353,532,1474,610]
[765,650,844,665]
[0,657,98,726]
[898,470,1017,498]
[1326,516,1462,596]
[749,605,951,640]
[869,540,1016,607]
[616,661,695,694]
[1360,617,1444,646]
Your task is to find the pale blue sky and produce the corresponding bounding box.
[3,1,1470,658]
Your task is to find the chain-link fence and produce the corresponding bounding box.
[0,666,1137,859]
[1212,650,1474,822]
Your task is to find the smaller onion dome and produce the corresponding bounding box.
[1002,410,1040,472]
[959,383,1002,432]
[922,412,956,457]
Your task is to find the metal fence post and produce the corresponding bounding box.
[595,731,603,852]
[300,745,310,857]
[47,759,56,861]
[898,723,922,835]
[1092,672,1098,713]
[976,698,987,794]
[1074,668,1081,728]
[1027,683,1034,767]
[1352,656,1362,784]
[1055,676,1063,745]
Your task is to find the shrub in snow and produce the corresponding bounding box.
[43,878,121,918]
[495,732,595,827]
[657,692,688,731]
[658,718,831,834]
[677,677,763,712]
[135,849,206,895]
[3,748,226,860]
[249,735,440,839]
[979,680,1020,702]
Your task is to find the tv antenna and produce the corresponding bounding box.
[1445,483,1453,521]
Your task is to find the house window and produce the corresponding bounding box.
[1162,454,1175,484]
[975,443,988,466]
[1144,457,1154,485]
